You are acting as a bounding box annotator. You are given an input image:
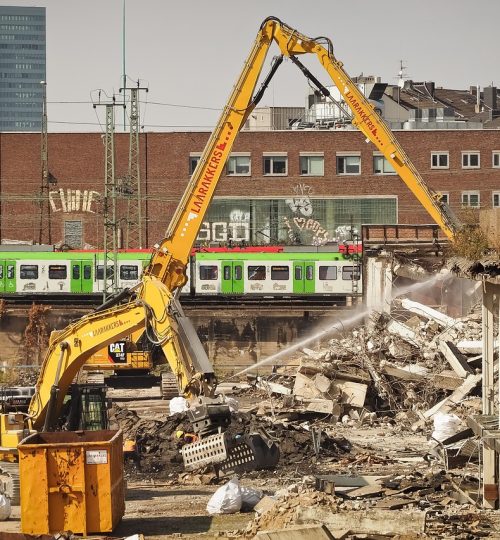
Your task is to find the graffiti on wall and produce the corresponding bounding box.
[285,183,314,217]
[197,208,251,242]
[284,183,329,245]
[49,189,100,213]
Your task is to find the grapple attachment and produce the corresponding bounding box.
[181,431,280,474]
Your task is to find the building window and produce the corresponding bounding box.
[300,155,324,176]
[462,152,480,169]
[431,152,449,169]
[492,152,500,168]
[373,155,396,174]
[461,191,480,207]
[336,154,361,175]
[227,154,251,176]
[493,192,500,208]
[439,192,449,205]
[189,154,201,175]
[263,155,287,175]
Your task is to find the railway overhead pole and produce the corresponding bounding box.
[93,98,125,301]
[119,82,148,248]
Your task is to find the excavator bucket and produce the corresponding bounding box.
[181,431,280,474]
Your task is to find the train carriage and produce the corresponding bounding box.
[0,244,361,300]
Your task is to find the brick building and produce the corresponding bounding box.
[0,128,498,249]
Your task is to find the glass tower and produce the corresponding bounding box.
[0,6,46,131]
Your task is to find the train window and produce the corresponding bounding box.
[49,265,67,279]
[223,265,231,280]
[234,265,242,280]
[84,265,92,280]
[120,265,139,280]
[20,265,38,279]
[0,266,3,279]
[319,266,337,280]
[271,265,289,280]
[96,265,114,280]
[248,266,266,280]
[7,265,14,279]
[342,266,361,280]
[294,266,302,280]
[72,265,80,280]
[199,265,218,280]
[306,265,314,280]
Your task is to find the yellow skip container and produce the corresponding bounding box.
[19,430,125,535]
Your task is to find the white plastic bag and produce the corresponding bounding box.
[206,478,242,515]
[240,486,263,510]
[0,494,11,520]
[431,412,462,443]
[169,396,188,415]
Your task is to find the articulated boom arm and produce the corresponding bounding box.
[29,17,459,431]
[147,17,457,299]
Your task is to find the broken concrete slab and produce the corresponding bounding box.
[380,361,429,382]
[257,379,292,396]
[401,298,463,330]
[438,340,474,378]
[296,507,426,535]
[330,379,367,408]
[386,319,420,347]
[254,495,278,516]
[293,373,323,400]
[423,373,482,419]
[305,399,341,416]
[254,524,336,540]
[433,370,464,391]
[314,373,332,394]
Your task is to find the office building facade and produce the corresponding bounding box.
[0,6,46,131]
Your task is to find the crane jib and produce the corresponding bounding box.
[190,142,227,215]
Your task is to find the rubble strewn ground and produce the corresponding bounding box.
[101,298,500,538]
[1,296,499,539]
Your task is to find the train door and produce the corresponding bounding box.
[221,261,244,294]
[70,260,93,293]
[0,260,16,293]
[293,261,315,294]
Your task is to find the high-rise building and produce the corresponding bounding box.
[0,6,46,131]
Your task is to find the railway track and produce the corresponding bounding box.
[0,294,359,310]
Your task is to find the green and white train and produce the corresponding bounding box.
[0,245,362,299]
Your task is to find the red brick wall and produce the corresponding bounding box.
[0,129,498,247]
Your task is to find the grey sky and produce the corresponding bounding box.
[6,0,500,132]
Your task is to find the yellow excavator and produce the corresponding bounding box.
[0,16,462,494]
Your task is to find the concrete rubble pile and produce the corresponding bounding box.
[250,298,489,469]
[240,474,497,539]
